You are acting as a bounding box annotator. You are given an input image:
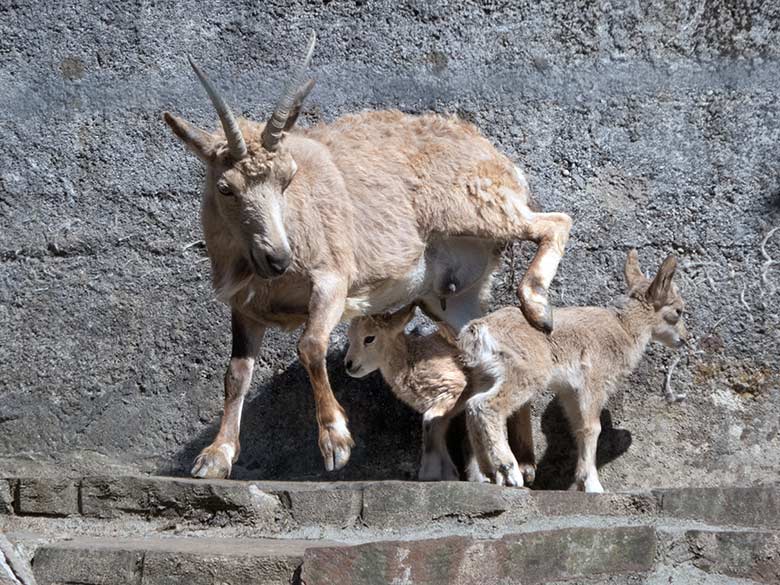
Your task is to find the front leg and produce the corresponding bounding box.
[298,274,354,471]
[192,312,264,479]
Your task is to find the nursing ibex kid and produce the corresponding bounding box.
[344,305,536,483]
[163,32,571,478]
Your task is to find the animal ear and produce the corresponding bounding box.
[624,249,644,289]
[384,304,416,331]
[646,255,677,307]
[163,112,216,162]
[283,79,316,132]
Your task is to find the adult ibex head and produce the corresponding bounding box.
[164,32,316,279]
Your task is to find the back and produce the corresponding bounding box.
[391,331,467,413]
[476,306,632,368]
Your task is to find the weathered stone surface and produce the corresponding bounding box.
[302,526,656,584]
[686,530,780,584]
[0,533,35,585]
[140,538,318,585]
[32,537,339,585]
[252,481,364,528]
[80,476,285,528]
[16,479,78,517]
[0,0,778,491]
[656,485,780,529]
[361,480,529,528]
[0,481,13,515]
[34,540,143,585]
[530,490,658,517]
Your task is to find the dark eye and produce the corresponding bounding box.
[364,336,375,345]
[667,308,682,324]
[217,180,233,196]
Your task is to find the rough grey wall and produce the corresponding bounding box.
[1,0,778,489]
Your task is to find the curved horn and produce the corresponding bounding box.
[261,31,317,152]
[283,79,316,132]
[188,56,248,161]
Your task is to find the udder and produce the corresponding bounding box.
[426,237,501,299]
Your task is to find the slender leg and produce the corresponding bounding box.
[192,312,265,479]
[559,387,606,493]
[466,400,523,487]
[298,274,354,471]
[507,404,536,485]
[465,365,530,488]
[419,402,459,481]
[574,422,604,493]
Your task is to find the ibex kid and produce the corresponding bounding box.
[345,306,536,483]
[459,251,687,492]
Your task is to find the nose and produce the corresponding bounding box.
[345,359,353,371]
[265,251,291,276]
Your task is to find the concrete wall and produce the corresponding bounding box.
[1,0,778,489]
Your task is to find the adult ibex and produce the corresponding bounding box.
[163,32,572,478]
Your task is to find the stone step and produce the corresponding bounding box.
[31,535,341,585]
[26,526,780,585]
[3,476,778,534]
[303,525,657,585]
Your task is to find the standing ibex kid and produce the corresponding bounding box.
[459,251,687,492]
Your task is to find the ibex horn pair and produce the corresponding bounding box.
[188,31,317,159]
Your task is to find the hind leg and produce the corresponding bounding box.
[467,400,523,487]
[507,404,536,486]
[419,402,459,481]
[516,212,571,332]
[466,378,533,488]
[428,171,571,332]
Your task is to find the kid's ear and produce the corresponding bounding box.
[624,249,645,289]
[646,255,677,307]
[163,112,216,162]
[384,304,416,331]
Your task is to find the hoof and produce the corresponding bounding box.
[191,444,234,479]
[494,462,524,488]
[519,287,554,333]
[319,418,354,472]
[465,457,490,483]
[518,463,536,486]
[576,475,605,493]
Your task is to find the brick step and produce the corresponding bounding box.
[3,476,779,534]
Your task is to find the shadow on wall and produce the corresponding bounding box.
[533,398,633,490]
[163,354,633,485]
[163,350,422,481]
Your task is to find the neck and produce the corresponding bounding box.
[614,298,654,372]
[379,334,410,389]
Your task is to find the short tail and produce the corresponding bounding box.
[458,321,503,384]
